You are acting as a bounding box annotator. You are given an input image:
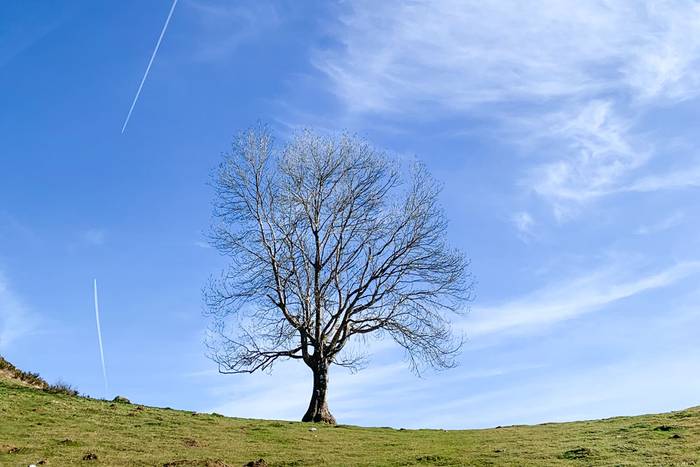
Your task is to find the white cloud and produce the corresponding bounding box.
[0,271,37,350]
[622,2,700,103]
[317,1,700,113]
[316,1,700,214]
[466,261,700,338]
[524,100,649,217]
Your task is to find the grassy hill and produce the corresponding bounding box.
[1,371,699,466]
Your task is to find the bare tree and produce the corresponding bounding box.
[205,126,472,424]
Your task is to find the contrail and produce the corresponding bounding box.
[121,0,178,133]
[93,279,109,396]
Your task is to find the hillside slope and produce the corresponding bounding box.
[0,356,48,389]
[1,380,699,466]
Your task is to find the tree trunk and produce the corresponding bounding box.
[302,362,336,424]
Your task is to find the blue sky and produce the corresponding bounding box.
[1,0,700,429]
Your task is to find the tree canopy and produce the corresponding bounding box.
[205,127,472,423]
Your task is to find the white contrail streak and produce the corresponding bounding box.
[121,0,178,133]
[93,279,109,396]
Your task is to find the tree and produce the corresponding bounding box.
[204,126,472,424]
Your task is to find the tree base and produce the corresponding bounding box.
[302,407,336,424]
[303,365,336,424]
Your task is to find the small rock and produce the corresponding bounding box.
[112,396,130,404]
[670,433,682,439]
[244,459,268,467]
[82,452,98,461]
[308,427,317,432]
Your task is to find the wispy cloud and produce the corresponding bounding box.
[523,100,649,218]
[0,271,38,350]
[317,1,700,113]
[315,1,700,215]
[466,261,700,338]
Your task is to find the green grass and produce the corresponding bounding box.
[1,379,699,466]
